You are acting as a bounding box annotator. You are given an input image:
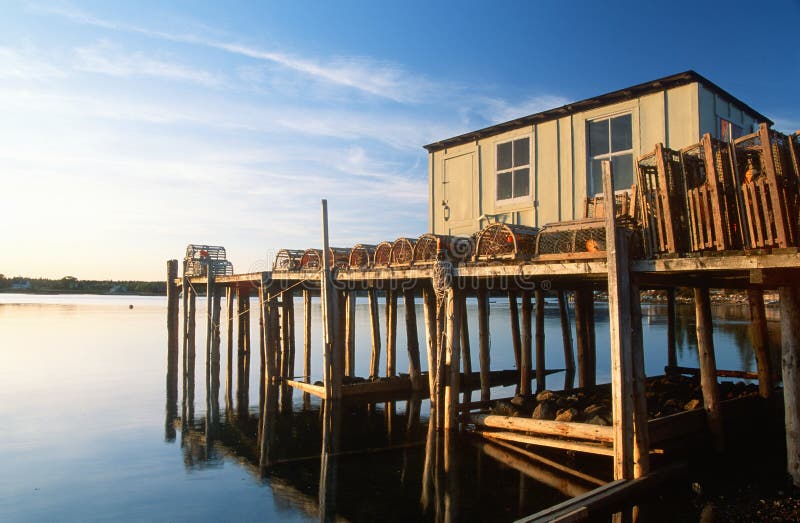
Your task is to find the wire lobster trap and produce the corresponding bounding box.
[790,131,800,181]
[413,234,474,265]
[679,135,742,251]
[299,248,350,270]
[273,249,304,271]
[535,217,643,260]
[473,223,539,261]
[373,242,393,268]
[636,144,690,256]
[184,244,230,277]
[584,190,636,219]
[732,123,798,249]
[349,244,376,269]
[390,237,417,267]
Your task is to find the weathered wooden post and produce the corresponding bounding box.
[368,287,382,379]
[460,300,472,380]
[422,285,438,402]
[508,289,522,373]
[236,286,251,419]
[747,288,773,398]
[780,285,800,487]
[557,290,576,390]
[386,288,398,377]
[603,159,649,480]
[283,288,296,380]
[320,199,342,401]
[520,290,533,396]
[345,289,356,377]
[444,286,462,431]
[535,288,546,393]
[574,287,596,388]
[694,286,724,452]
[477,287,491,402]
[225,286,234,409]
[667,288,677,369]
[303,289,312,384]
[630,282,650,478]
[166,260,179,441]
[404,288,422,389]
[205,273,215,373]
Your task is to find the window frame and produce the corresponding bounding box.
[494,134,533,206]
[718,117,745,143]
[586,111,635,196]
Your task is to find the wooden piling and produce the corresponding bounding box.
[509,290,522,372]
[166,260,179,441]
[459,300,472,379]
[779,286,800,487]
[603,159,638,481]
[520,290,533,397]
[444,287,462,431]
[575,287,596,388]
[284,288,296,380]
[167,260,179,330]
[345,290,356,377]
[320,199,341,401]
[694,286,724,452]
[404,288,422,389]
[386,288,398,377]
[535,288,546,393]
[747,288,774,398]
[303,289,312,384]
[557,290,575,390]
[368,288,382,379]
[206,273,215,368]
[225,286,234,408]
[667,288,677,369]
[477,287,491,402]
[630,283,650,478]
[422,285,438,401]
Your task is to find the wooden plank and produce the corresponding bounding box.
[285,379,326,398]
[703,135,726,250]
[758,124,789,247]
[469,414,614,442]
[779,286,800,487]
[654,144,677,252]
[368,288,382,379]
[478,287,491,402]
[558,291,576,390]
[666,365,759,380]
[603,159,636,481]
[631,252,800,273]
[473,429,613,456]
[520,290,533,396]
[759,178,775,246]
[509,289,522,373]
[535,289,546,393]
[694,287,725,452]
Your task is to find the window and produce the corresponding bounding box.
[719,118,744,142]
[496,137,530,202]
[587,113,633,194]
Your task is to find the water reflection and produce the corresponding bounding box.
[166,296,781,522]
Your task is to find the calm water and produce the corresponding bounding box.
[0,293,780,522]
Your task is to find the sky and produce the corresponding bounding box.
[1,0,798,280]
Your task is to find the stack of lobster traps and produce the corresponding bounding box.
[184,244,234,277]
[636,123,800,257]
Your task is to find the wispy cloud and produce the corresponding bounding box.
[31,3,436,103]
[74,40,224,87]
[0,46,66,80]
[477,95,572,125]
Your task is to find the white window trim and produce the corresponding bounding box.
[586,112,634,196]
[494,133,534,207]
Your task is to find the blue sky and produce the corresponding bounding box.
[1,0,798,279]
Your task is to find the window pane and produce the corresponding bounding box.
[513,138,530,167]
[589,119,609,156]
[611,114,632,152]
[611,154,634,191]
[513,168,529,197]
[497,171,513,200]
[497,142,512,170]
[590,158,604,195]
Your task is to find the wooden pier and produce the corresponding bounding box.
[166,144,800,520]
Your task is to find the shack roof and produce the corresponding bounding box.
[423,70,772,153]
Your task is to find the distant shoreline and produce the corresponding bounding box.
[0,289,165,296]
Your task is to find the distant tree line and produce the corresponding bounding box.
[0,274,166,295]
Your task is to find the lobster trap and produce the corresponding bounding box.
[732,123,798,249]
[390,237,417,267]
[413,234,474,265]
[679,135,742,251]
[273,249,304,271]
[534,217,643,260]
[183,244,232,277]
[348,244,376,269]
[584,189,636,219]
[299,248,350,270]
[373,242,393,268]
[636,144,691,256]
[473,223,539,261]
